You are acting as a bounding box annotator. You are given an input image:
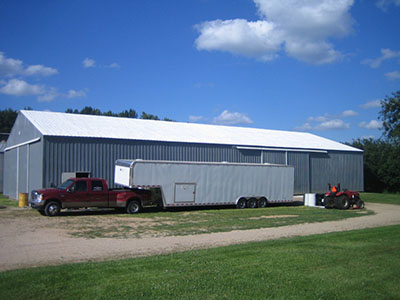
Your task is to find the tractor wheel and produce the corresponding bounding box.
[324,196,335,209]
[336,195,350,210]
[356,199,365,209]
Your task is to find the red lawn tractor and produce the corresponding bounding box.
[322,184,365,209]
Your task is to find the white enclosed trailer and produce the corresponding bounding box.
[114,159,294,211]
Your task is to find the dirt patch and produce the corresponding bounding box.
[0,203,399,271]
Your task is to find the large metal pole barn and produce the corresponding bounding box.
[3,110,364,200]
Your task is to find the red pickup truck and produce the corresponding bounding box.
[29,178,154,216]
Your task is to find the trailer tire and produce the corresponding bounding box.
[257,197,267,208]
[248,198,258,208]
[236,198,247,209]
[336,195,350,210]
[126,200,141,214]
[44,201,61,217]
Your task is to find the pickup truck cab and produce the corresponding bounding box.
[29,178,153,216]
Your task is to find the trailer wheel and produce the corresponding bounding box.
[257,197,267,208]
[126,200,141,214]
[44,201,61,217]
[248,198,257,208]
[236,198,247,209]
[336,195,350,210]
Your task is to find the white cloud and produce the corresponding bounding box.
[0,52,23,76]
[24,65,58,77]
[0,52,58,77]
[341,110,359,117]
[385,70,400,80]
[195,0,355,64]
[65,89,87,98]
[360,99,381,109]
[376,0,400,10]
[0,78,44,96]
[83,58,121,69]
[297,118,350,131]
[295,122,313,131]
[0,79,87,102]
[359,120,383,129]
[307,115,328,122]
[195,19,282,62]
[82,58,96,68]
[213,110,253,125]
[315,119,350,130]
[362,48,400,68]
[37,87,58,102]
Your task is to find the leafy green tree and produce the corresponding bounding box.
[350,138,400,192]
[379,90,400,142]
[118,109,138,118]
[80,106,101,115]
[140,112,159,120]
[0,109,18,133]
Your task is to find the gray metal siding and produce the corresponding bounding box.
[3,141,43,199]
[262,151,286,164]
[42,137,364,194]
[310,151,364,193]
[288,152,310,194]
[43,137,261,188]
[6,114,42,147]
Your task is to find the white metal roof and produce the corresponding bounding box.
[21,110,362,152]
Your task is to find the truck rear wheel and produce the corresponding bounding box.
[126,200,141,214]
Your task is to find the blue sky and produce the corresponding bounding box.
[1,0,399,143]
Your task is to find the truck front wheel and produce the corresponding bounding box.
[44,201,61,217]
[126,200,141,214]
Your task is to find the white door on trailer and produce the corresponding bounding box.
[174,183,196,203]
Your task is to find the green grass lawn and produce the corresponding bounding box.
[1,225,399,300]
[361,192,400,205]
[0,193,18,208]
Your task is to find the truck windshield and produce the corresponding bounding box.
[58,179,74,190]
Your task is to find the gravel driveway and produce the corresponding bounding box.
[1,203,399,272]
